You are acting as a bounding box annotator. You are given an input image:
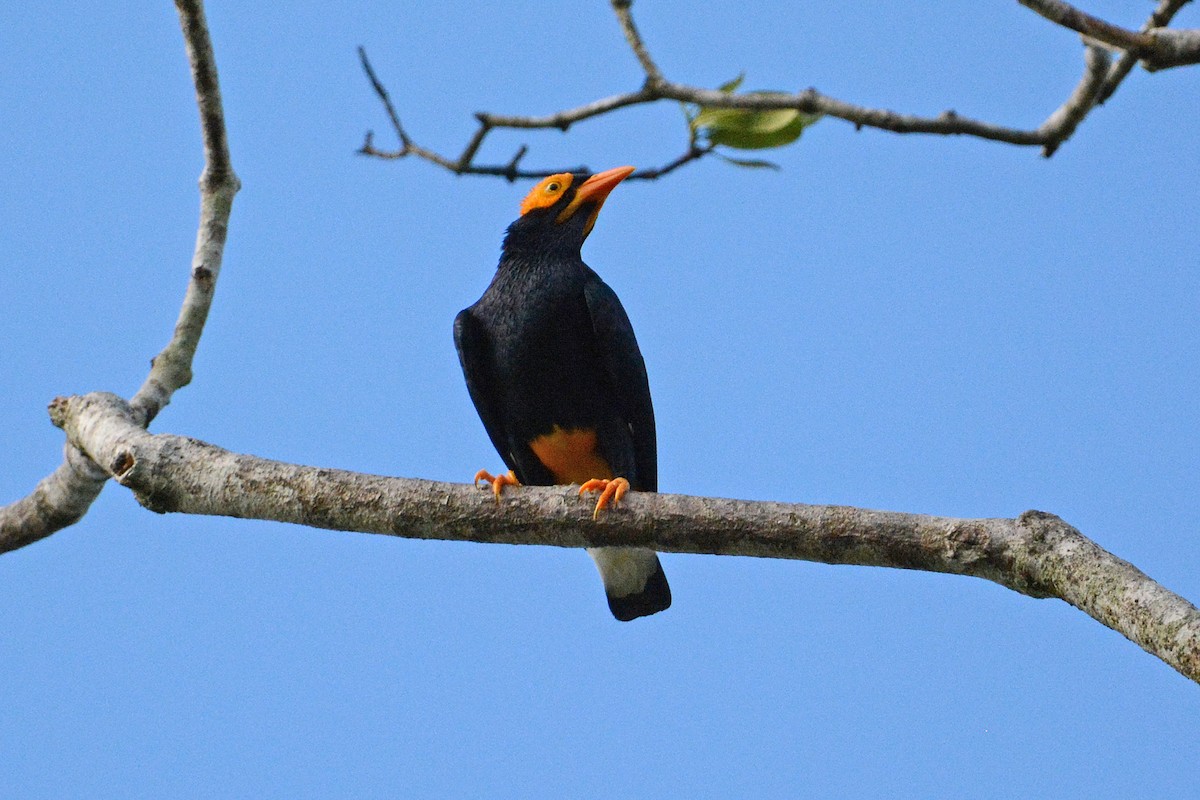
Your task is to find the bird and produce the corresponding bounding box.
[454,165,671,621]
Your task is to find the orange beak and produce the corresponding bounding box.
[556,165,636,238]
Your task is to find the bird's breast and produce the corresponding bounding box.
[528,425,614,484]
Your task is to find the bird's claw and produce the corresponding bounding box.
[474,469,521,504]
[579,477,630,520]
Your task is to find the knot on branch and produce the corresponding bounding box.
[641,75,666,94]
[1008,509,1077,599]
[192,264,214,286]
[110,450,136,478]
[199,166,241,196]
[1017,509,1064,542]
[48,396,71,429]
[943,521,990,566]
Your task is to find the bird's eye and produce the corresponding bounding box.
[546,182,561,193]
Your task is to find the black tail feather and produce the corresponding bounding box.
[606,557,671,621]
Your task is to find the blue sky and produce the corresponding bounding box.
[2,2,1198,797]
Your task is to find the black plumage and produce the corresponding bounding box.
[454,167,671,621]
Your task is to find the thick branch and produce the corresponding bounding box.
[0,0,237,552]
[49,391,1200,685]
[0,441,108,553]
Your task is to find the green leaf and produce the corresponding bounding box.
[717,73,745,94]
[684,75,743,136]
[685,75,823,153]
[693,98,822,150]
[717,154,781,170]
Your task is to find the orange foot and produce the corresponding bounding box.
[474,469,521,504]
[579,477,630,521]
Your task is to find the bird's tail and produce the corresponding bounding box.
[587,547,671,621]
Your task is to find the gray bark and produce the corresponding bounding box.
[47,391,1200,685]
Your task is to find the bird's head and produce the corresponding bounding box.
[502,165,635,257]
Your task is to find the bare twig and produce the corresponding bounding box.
[611,0,664,85]
[357,49,705,181]
[634,143,717,179]
[1038,45,1111,156]
[50,391,1200,685]
[357,45,410,150]
[0,0,238,553]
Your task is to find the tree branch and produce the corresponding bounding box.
[356,46,666,181]
[1096,0,1193,103]
[1018,0,1157,54]
[1037,44,1112,156]
[0,0,237,553]
[0,442,109,553]
[46,390,1200,685]
[611,0,664,85]
[132,0,240,427]
[1018,0,1200,71]
[358,0,1195,178]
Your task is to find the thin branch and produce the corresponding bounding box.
[356,49,710,181]
[49,391,1200,685]
[114,0,240,423]
[1038,44,1111,156]
[356,45,411,150]
[611,0,664,84]
[0,0,237,553]
[457,120,490,169]
[1018,0,1200,71]
[634,143,717,180]
[656,82,1048,144]
[360,0,1192,179]
[474,88,659,131]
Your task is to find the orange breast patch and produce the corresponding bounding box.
[529,426,613,485]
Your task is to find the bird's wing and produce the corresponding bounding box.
[583,274,657,492]
[453,308,519,474]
